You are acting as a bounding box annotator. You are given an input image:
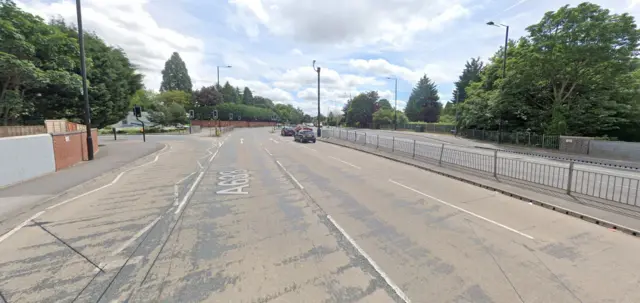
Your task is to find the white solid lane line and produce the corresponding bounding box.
[0,211,45,244]
[389,179,535,240]
[111,216,161,256]
[275,160,304,190]
[327,215,412,303]
[175,150,218,215]
[264,147,273,156]
[265,148,410,302]
[329,156,361,169]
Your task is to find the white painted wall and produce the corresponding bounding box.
[0,134,55,188]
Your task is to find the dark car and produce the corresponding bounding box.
[294,129,316,143]
[281,127,295,136]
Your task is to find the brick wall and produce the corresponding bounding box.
[51,129,99,170]
[192,120,276,128]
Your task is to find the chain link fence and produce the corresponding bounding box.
[323,128,639,208]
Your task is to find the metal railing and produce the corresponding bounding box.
[323,128,640,208]
[371,123,560,149]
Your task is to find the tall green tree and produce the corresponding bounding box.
[451,57,483,104]
[220,81,237,103]
[346,91,378,127]
[253,96,274,108]
[160,52,192,93]
[404,75,441,122]
[242,87,253,105]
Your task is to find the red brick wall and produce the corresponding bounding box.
[52,129,100,171]
[192,120,276,128]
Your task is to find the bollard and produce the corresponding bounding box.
[112,127,117,140]
[438,144,445,166]
[364,132,367,145]
[392,137,395,152]
[376,135,379,149]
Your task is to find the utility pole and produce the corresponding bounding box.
[487,21,509,144]
[313,60,321,137]
[76,0,93,160]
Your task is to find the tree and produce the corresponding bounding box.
[220,81,237,103]
[373,109,408,126]
[242,87,253,105]
[0,2,142,128]
[160,52,192,93]
[346,91,379,127]
[459,2,640,140]
[129,89,158,110]
[148,102,188,126]
[303,114,312,123]
[156,90,191,108]
[451,57,483,104]
[193,85,222,107]
[273,103,304,124]
[252,96,274,108]
[404,75,441,122]
[376,98,392,111]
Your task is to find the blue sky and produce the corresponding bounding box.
[17,0,640,115]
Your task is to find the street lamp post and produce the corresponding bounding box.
[312,60,321,137]
[76,0,93,160]
[487,21,509,144]
[217,65,232,86]
[386,77,398,130]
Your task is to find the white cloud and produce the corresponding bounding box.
[14,0,640,116]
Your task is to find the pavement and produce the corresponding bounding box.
[0,139,164,224]
[1,127,640,302]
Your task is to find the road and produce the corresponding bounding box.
[1,127,640,302]
[323,127,640,208]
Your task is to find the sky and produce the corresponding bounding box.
[14,0,640,115]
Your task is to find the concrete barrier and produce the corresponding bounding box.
[0,134,56,188]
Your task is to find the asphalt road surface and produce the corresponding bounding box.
[323,128,640,207]
[1,128,640,302]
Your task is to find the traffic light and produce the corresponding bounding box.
[212,110,218,119]
[133,105,142,118]
[188,110,194,119]
[229,113,233,120]
[237,115,241,121]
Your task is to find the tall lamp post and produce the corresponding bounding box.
[217,65,232,86]
[487,21,509,144]
[76,0,93,160]
[312,60,321,137]
[386,77,398,130]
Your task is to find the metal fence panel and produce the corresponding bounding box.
[322,128,640,208]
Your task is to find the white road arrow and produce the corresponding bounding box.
[240,138,244,144]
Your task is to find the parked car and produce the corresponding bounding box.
[281,127,295,136]
[294,129,316,143]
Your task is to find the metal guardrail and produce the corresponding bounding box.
[323,128,640,208]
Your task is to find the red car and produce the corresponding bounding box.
[281,127,295,136]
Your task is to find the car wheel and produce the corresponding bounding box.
[312,140,316,143]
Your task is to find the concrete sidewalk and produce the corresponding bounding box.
[0,139,164,222]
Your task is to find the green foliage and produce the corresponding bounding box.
[452,57,483,104]
[156,90,191,107]
[273,103,304,124]
[193,85,222,107]
[376,98,393,110]
[129,89,158,110]
[459,2,640,141]
[373,108,408,126]
[344,91,378,127]
[160,52,192,93]
[194,103,276,121]
[404,75,441,122]
[147,102,188,126]
[242,87,253,105]
[220,82,237,103]
[0,1,142,127]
